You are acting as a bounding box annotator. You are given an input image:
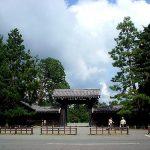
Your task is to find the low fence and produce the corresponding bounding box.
[0,126,130,135]
[0,127,33,135]
[89,126,129,135]
[41,126,77,135]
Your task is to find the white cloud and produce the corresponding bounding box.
[100,82,113,103]
[0,0,150,102]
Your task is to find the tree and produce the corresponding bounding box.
[131,24,150,126]
[6,29,39,105]
[133,24,150,96]
[0,36,7,111]
[37,57,70,105]
[109,18,150,126]
[0,29,70,125]
[109,16,139,102]
[0,28,39,112]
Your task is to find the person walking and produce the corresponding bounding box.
[108,117,114,129]
[120,117,126,127]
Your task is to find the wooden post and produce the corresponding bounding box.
[127,127,129,135]
[70,126,71,135]
[40,126,42,135]
[15,128,17,134]
[46,126,48,134]
[52,126,53,134]
[108,128,110,135]
[60,103,67,127]
[96,126,97,134]
[148,126,150,134]
[31,127,33,135]
[75,127,77,135]
[58,127,60,135]
[88,103,93,127]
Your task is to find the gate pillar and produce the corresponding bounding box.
[60,103,67,127]
[88,101,95,127]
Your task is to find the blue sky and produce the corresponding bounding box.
[66,0,116,5]
[67,0,150,6]
[67,0,117,5]
[0,0,150,103]
[67,0,78,6]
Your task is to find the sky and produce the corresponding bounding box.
[0,0,150,103]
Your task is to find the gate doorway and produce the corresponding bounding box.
[67,104,89,124]
[52,89,100,126]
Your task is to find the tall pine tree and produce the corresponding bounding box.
[109,16,139,102]
[131,24,150,126]
[133,24,150,96]
[0,28,39,112]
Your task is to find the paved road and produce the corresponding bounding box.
[0,128,149,150]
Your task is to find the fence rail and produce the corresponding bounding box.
[41,126,77,135]
[0,127,33,135]
[89,126,129,135]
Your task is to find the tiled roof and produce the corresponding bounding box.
[20,101,61,113]
[52,89,100,99]
[31,105,60,113]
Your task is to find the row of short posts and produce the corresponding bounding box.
[89,126,129,135]
[40,126,77,135]
[0,126,130,135]
[0,127,33,135]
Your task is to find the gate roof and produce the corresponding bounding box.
[52,89,100,99]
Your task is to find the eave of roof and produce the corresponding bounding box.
[52,89,100,99]
[20,101,61,113]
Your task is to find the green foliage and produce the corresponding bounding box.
[131,25,150,125]
[109,100,118,106]
[132,94,150,112]
[109,17,150,125]
[109,16,139,101]
[117,100,133,116]
[133,24,150,96]
[4,107,30,118]
[37,57,70,106]
[0,29,39,113]
[68,104,89,123]
[0,28,69,120]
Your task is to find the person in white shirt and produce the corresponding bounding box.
[108,117,114,129]
[120,117,126,127]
